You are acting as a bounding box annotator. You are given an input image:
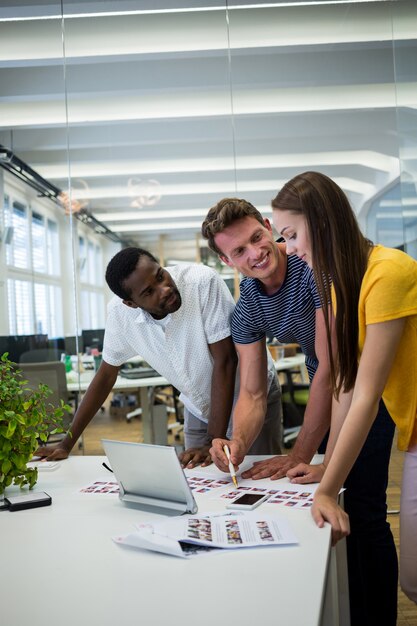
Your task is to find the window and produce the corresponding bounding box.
[32,211,46,273]
[87,241,96,283]
[79,235,88,282]
[3,184,107,340]
[95,245,103,287]
[5,201,60,275]
[4,188,64,337]
[7,279,64,337]
[6,201,29,270]
[80,290,105,330]
[34,283,63,337]
[3,193,9,224]
[8,279,33,335]
[31,212,60,275]
[46,220,60,276]
[79,235,105,329]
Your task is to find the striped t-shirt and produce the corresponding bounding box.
[231,254,322,380]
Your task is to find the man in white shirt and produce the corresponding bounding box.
[37,247,282,466]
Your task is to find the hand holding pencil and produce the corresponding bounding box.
[209,438,246,475]
[223,444,238,488]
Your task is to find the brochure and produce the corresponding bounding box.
[113,510,298,558]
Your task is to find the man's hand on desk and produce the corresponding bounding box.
[241,454,313,481]
[35,443,70,461]
[179,445,212,469]
[210,438,246,473]
[286,463,326,484]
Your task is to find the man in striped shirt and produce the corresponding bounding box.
[201,198,333,479]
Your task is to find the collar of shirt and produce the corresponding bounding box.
[132,306,172,327]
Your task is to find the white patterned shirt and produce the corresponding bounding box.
[103,264,238,423]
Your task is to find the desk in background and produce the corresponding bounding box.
[274,354,310,446]
[67,371,169,444]
[67,356,308,447]
[274,353,309,383]
[0,455,349,626]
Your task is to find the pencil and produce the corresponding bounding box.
[223,444,238,488]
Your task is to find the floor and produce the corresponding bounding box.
[385,440,417,626]
[69,398,417,626]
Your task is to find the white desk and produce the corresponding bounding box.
[66,371,168,394]
[0,456,348,626]
[66,357,307,445]
[275,353,309,383]
[67,372,169,444]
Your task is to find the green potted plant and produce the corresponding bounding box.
[0,353,70,505]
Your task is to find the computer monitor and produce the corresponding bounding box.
[0,336,10,360]
[64,335,84,355]
[0,334,48,363]
[48,337,65,352]
[81,329,105,352]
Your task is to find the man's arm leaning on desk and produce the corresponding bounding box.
[36,361,120,461]
[210,338,268,472]
[243,307,333,480]
[180,336,237,468]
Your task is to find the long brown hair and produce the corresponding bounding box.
[272,171,372,397]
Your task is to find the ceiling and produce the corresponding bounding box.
[1,0,416,262]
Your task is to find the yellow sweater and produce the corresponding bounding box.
[358,245,417,450]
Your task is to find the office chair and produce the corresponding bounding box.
[20,348,63,363]
[18,361,73,441]
[167,387,184,441]
[281,369,309,448]
[154,386,184,440]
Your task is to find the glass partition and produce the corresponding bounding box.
[228,1,401,236]
[365,0,417,257]
[61,0,235,271]
[0,2,76,361]
[392,0,417,259]
[1,0,416,454]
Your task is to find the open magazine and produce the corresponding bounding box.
[113,510,298,558]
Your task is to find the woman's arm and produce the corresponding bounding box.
[287,388,353,484]
[323,389,354,465]
[312,317,406,541]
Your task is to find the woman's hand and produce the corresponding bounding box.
[311,493,350,546]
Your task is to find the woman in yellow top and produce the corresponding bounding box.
[272,171,417,607]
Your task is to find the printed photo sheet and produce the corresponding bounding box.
[185,471,233,493]
[113,510,298,558]
[77,471,320,509]
[78,471,233,496]
[78,479,120,494]
[184,468,319,509]
[219,483,317,509]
